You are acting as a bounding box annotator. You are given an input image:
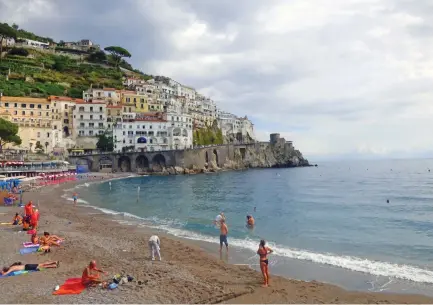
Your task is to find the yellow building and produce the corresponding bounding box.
[0,96,53,152]
[107,105,122,129]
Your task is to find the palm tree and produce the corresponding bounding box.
[44,142,49,152]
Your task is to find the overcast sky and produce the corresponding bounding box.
[1,0,433,160]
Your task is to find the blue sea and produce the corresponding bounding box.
[67,159,433,296]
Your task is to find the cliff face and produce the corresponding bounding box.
[222,142,310,171]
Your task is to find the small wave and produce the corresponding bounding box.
[64,195,433,284]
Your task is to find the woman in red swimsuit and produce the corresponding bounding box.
[257,239,273,287]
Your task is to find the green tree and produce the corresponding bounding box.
[104,46,131,68]
[96,134,114,152]
[88,50,107,63]
[0,23,17,63]
[12,23,19,31]
[35,141,43,152]
[0,118,21,152]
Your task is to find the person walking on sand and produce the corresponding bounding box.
[148,235,161,261]
[219,218,229,253]
[72,192,78,206]
[257,239,273,287]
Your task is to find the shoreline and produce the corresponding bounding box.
[1,178,433,303]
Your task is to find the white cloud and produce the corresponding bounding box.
[1,0,433,159]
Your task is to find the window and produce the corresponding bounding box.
[5,103,8,107]
[46,105,49,109]
[80,123,85,127]
[29,104,35,108]
[14,103,17,107]
[129,125,132,129]
[108,110,111,116]
[22,111,25,115]
[99,130,104,135]
[64,105,68,109]
[99,123,103,127]
[64,112,68,117]
[37,104,41,109]
[123,131,125,135]
[79,130,85,136]
[133,98,136,103]
[47,132,50,138]
[54,103,56,107]
[123,139,125,144]
[141,104,144,109]
[149,125,152,129]
[90,115,93,119]
[37,132,40,138]
[90,107,93,112]
[21,103,26,108]
[46,113,49,116]
[99,115,103,120]
[89,123,94,127]
[30,111,33,116]
[129,107,132,112]
[64,119,69,124]
[14,111,17,115]
[89,130,94,136]
[99,107,103,112]
[80,115,83,119]
[129,139,132,144]
[126,98,130,102]
[143,125,145,129]
[150,139,153,144]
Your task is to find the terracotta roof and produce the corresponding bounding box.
[103,88,116,91]
[107,105,122,109]
[49,96,84,103]
[1,96,49,103]
[135,119,167,122]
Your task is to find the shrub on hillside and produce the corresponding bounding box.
[8,47,29,57]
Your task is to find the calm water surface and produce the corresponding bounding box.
[71,159,433,294]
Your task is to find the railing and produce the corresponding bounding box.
[67,142,258,157]
[0,166,70,172]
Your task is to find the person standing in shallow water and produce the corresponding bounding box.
[257,239,273,287]
[72,193,78,206]
[219,218,228,253]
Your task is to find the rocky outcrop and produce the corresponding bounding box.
[138,142,311,176]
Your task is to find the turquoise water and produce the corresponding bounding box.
[71,159,433,294]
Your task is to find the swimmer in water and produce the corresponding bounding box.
[72,193,78,206]
[246,215,255,227]
[257,239,273,287]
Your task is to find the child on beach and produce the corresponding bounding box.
[73,193,78,206]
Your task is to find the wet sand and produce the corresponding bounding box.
[1,177,433,304]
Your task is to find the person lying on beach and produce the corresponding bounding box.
[12,213,22,225]
[246,215,255,226]
[81,261,108,287]
[1,261,58,276]
[30,233,39,245]
[257,239,273,287]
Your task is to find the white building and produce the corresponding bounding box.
[113,111,193,152]
[168,79,196,100]
[20,38,49,48]
[49,96,78,152]
[83,88,121,104]
[72,101,107,138]
[217,112,254,141]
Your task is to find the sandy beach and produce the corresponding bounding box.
[1,177,433,304]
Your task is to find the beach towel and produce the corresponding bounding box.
[19,247,39,255]
[0,270,36,278]
[53,278,86,295]
[0,222,12,225]
[23,242,40,248]
[27,229,36,235]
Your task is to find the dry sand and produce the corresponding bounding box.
[0,177,433,304]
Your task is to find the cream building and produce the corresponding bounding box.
[0,96,53,152]
[72,100,107,149]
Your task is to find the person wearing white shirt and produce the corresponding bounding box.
[148,235,161,261]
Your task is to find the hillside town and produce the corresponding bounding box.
[0,76,255,155]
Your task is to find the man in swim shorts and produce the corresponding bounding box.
[81,260,108,286]
[1,261,58,276]
[219,218,229,253]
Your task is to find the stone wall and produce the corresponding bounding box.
[67,142,310,175]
